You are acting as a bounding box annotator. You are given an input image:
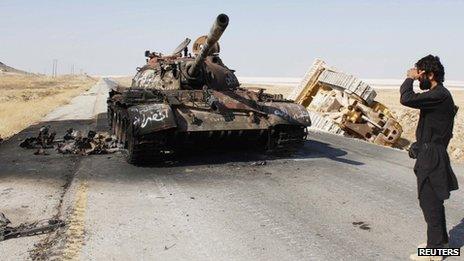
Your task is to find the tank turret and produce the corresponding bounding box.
[187,14,229,77]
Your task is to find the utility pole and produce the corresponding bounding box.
[52,59,58,77]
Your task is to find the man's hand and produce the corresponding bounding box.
[407,68,425,80]
[408,142,419,159]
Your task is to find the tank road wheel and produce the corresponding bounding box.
[121,118,127,148]
[266,128,278,151]
[111,112,117,135]
[125,124,142,164]
[117,116,125,144]
[115,114,122,143]
[107,107,113,128]
[266,126,307,154]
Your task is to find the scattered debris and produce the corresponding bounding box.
[56,128,119,155]
[251,161,267,166]
[352,221,371,231]
[19,127,119,156]
[34,148,49,155]
[19,125,56,155]
[164,243,176,250]
[289,59,403,147]
[0,212,65,242]
[0,188,13,196]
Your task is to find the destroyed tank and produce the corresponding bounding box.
[107,14,311,164]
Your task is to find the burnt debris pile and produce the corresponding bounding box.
[19,126,119,155]
[1,212,65,242]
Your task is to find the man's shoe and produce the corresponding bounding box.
[409,253,443,261]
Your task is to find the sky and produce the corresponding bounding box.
[1,0,463,80]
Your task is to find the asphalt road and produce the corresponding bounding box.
[1,79,463,260]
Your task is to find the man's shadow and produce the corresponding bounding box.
[449,218,464,249]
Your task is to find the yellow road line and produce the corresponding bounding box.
[62,181,88,260]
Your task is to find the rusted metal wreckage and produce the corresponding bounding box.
[0,212,64,242]
[288,59,402,147]
[107,14,311,164]
[19,126,118,155]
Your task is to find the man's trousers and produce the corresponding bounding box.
[419,178,449,248]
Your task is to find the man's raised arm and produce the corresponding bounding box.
[399,71,446,109]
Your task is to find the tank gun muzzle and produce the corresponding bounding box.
[187,14,229,77]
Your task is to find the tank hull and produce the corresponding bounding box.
[108,89,310,163]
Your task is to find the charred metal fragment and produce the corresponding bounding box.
[20,127,119,155]
[0,212,64,242]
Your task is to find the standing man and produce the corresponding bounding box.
[400,55,459,261]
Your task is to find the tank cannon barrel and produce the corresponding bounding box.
[188,14,229,76]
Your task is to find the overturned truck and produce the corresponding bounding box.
[107,14,311,164]
[288,59,402,146]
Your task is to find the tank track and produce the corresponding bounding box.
[109,106,307,164]
[267,125,307,153]
[125,142,164,165]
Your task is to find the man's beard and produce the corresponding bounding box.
[419,78,432,90]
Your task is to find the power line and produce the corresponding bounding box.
[52,59,58,77]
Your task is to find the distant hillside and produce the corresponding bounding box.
[0,61,29,74]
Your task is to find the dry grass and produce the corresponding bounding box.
[113,76,132,87]
[0,74,97,139]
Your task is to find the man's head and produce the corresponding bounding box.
[415,55,445,90]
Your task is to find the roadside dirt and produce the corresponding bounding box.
[0,75,97,139]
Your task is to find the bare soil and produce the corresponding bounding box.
[0,75,97,139]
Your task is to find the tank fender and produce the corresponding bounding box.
[262,102,312,127]
[128,104,177,135]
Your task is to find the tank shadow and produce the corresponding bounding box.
[133,138,363,168]
[296,139,364,166]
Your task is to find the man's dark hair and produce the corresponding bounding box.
[415,55,445,83]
